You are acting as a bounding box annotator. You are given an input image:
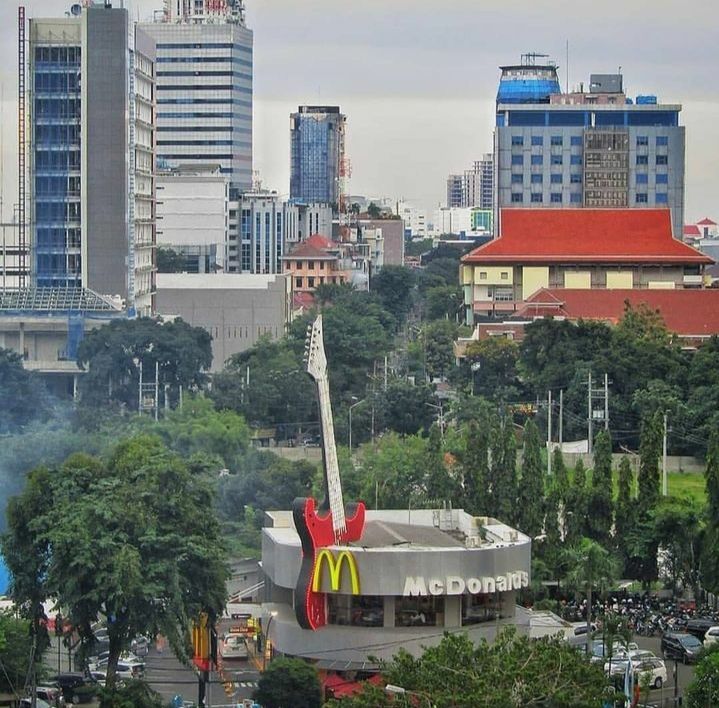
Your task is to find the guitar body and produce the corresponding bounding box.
[293,496,366,630]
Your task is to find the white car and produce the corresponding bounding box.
[628,649,657,667]
[635,657,668,690]
[603,658,633,677]
[221,633,248,660]
[704,625,719,648]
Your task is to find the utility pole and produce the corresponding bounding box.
[559,389,564,447]
[587,372,593,454]
[547,390,552,476]
[604,373,609,431]
[662,412,668,496]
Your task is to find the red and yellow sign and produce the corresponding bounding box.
[311,549,360,595]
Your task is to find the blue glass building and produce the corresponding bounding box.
[290,106,346,207]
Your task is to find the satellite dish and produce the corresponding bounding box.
[70,4,82,16]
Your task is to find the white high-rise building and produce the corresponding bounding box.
[140,0,253,194]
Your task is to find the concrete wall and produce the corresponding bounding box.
[83,7,129,301]
[155,273,291,371]
[360,219,404,266]
[562,451,704,474]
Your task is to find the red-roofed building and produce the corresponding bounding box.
[282,234,350,293]
[514,288,719,348]
[683,224,701,241]
[461,209,712,319]
[686,217,718,241]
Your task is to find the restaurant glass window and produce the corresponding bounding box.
[327,595,384,627]
[462,594,501,626]
[395,596,444,627]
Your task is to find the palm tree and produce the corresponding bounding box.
[563,537,618,655]
[596,612,633,679]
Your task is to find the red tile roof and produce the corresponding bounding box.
[306,233,336,249]
[285,233,338,259]
[462,209,712,264]
[516,288,719,337]
[683,225,701,237]
[697,218,717,226]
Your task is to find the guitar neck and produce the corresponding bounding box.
[316,375,346,534]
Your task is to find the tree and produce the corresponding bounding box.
[517,419,544,538]
[254,656,321,708]
[2,435,228,689]
[702,431,719,592]
[653,497,701,596]
[463,419,489,514]
[371,266,415,326]
[424,424,457,502]
[421,320,457,381]
[563,538,618,653]
[588,431,613,546]
[376,380,435,436]
[614,457,635,570]
[76,318,212,411]
[0,348,52,433]
[462,337,520,400]
[488,414,517,523]
[638,411,663,513]
[566,459,589,544]
[326,629,608,708]
[423,284,463,321]
[367,202,381,219]
[0,612,35,694]
[685,645,719,708]
[156,246,187,273]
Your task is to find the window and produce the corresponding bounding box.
[636,155,649,165]
[308,260,315,270]
[531,173,543,183]
[570,136,583,146]
[656,136,669,146]
[551,193,563,203]
[511,193,523,203]
[295,277,303,288]
[531,193,543,203]
[462,594,501,626]
[327,595,383,627]
[570,174,582,184]
[551,154,563,165]
[636,193,648,203]
[636,173,649,184]
[636,136,649,146]
[494,287,514,302]
[307,277,315,288]
[511,173,523,184]
[550,174,563,184]
[531,136,543,146]
[570,155,582,165]
[656,173,669,184]
[319,261,325,270]
[570,193,582,203]
[511,155,523,166]
[530,155,543,165]
[656,193,669,204]
[511,135,524,146]
[550,136,563,146]
[395,596,444,627]
[656,155,668,165]
[501,272,509,280]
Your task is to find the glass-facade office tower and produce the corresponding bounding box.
[28,4,156,315]
[290,106,346,206]
[140,1,253,194]
[494,60,685,238]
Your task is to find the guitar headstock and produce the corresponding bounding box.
[304,315,327,382]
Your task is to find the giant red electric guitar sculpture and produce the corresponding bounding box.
[293,315,366,630]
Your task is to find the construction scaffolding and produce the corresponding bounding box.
[18,6,27,287]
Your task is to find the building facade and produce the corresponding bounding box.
[290,106,346,206]
[446,155,494,210]
[28,4,156,315]
[494,59,685,238]
[261,508,532,664]
[282,235,348,294]
[156,164,229,273]
[462,209,711,321]
[140,0,253,193]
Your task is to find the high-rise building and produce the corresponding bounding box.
[140,0,253,194]
[290,106,346,206]
[446,155,494,209]
[28,3,156,315]
[494,55,685,238]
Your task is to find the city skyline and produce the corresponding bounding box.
[0,0,716,221]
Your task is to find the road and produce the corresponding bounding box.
[633,635,696,705]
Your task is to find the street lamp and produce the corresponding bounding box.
[470,361,481,396]
[385,684,434,708]
[349,397,366,454]
[262,611,278,671]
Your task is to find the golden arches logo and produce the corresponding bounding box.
[311,549,360,595]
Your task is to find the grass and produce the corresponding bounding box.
[666,470,706,505]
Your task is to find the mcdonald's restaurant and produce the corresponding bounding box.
[260,508,535,669]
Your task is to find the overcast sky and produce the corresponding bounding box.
[1,0,717,220]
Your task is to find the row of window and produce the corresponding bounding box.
[34,72,81,93]
[511,134,670,147]
[511,154,582,166]
[157,69,251,79]
[157,125,251,133]
[509,192,669,204]
[505,110,678,128]
[637,173,669,184]
[157,98,251,107]
[34,46,81,63]
[637,154,669,165]
[158,84,252,94]
[156,56,252,69]
[158,111,233,119]
[512,173,583,184]
[156,43,252,54]
[157,139,251,147]
[295,275,341,289]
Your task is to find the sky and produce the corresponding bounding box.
[0,0,717,220]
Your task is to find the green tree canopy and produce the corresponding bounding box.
[588,431,613,546]
[0,348,52,433]
[254,656,321,708]
[2,435,228,689]
[371,265,416,326]
[517,419,544,538]
[685,645,719,708]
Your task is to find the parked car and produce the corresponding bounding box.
[603,657,632,677]
[20,699,51,708]
[703,625,719,648]
[635,657,668,690]
[36,685,66,707]
[131,634,151,657]
[221,633,248,660]
[88,651,145,676]
[661,632,703,664]
[88,668,135,686]
[589,641,629,664]
[628,649,657,667]
[685,617,717,641]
